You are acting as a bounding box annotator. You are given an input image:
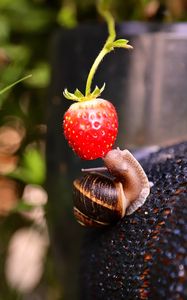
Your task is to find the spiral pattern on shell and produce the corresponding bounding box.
[73,173,125,227]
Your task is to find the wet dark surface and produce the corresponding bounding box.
[80,142,187,300]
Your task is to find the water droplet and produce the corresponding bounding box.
[93,121,101,129]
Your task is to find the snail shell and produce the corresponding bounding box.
[73,173,125,227]
[73,149,150,227]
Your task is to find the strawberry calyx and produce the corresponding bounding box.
[63,83,106,102]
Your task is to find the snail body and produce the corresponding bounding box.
[73,149,150,227]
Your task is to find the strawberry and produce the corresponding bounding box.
[63,98,118,160]
[62,5,132,160]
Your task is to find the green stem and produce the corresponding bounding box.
[0,74,32,95]
[63,2,132,102]
[85,9,116,96]
[85,48,108,96]
[103,10,116,43]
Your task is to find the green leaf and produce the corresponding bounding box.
[0,45,31,102]
[74,88,84,98]
[57,5,77,28]
[0,15,10,42]
[13,201,34,213]
[26,63,50,88]
[112,39,133,49]
[91,86,100,97]
[63,89,79,101]
[99,82,106,93]
[64,83,105,102]
[5,4,54,33]
[9,148,46,185]
[0,74,32,96]
[91,83,106,98]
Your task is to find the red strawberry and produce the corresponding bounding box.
[63,98,118,160]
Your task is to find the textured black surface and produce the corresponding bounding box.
[80,142,187,300]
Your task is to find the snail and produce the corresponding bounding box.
[73,148,150,227]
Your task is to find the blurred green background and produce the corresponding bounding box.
[0,0,187,299]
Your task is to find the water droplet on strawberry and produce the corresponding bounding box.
[93,121,101,129]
